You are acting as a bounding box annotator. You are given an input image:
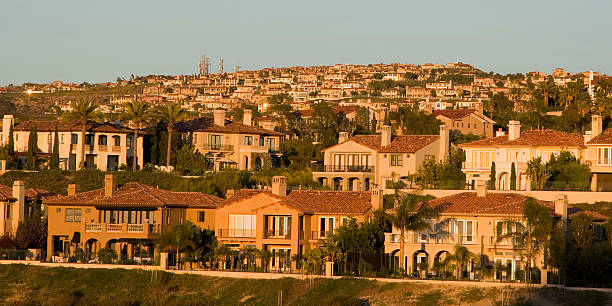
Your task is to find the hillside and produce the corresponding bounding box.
[0,264,607,306]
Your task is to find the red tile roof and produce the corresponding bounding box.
[223,189,373,215]
[0,185,15,201]
[175,117,283,136]
[459,129,585,148]
[587,129,612,145]
[339,135,439,153]
[44,182,224,209]
[433,109,495,123]
[421,192,553,216]
[7,120,136,134]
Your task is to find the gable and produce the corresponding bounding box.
[216,192,281,214]
[322,140,378,153]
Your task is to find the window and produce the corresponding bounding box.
[141,210,154,224]
[85,134,94,146]
[198,211,205,222]
[61,134,65,144]
[71,134,78,145]
[390,154,403,166]
[127,135,133,148]
[113,135,121,147]
[458,220,476,244]
[259,136,264,146]
[598,147,612,166]
[209,134,222,149]
[48,133,52,144]
[244,136,253,146]
[319,217,334,238]
[98,135,107,146]
[228,214,257,237]
[5,204,11,219]
[65,208,82,222]
[266,138,276,149]
[193,134,198,144]
[56,207,61,213]
[104,210,120,224]
[268,215,291,237]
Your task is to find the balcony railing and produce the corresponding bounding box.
[111,146,122,152]
[264,229,291,239]
[202,143,234,151]
[311,165,375,173]
[311,230,334,240]
[97,145,108,152]
[218,229,256,238]
[83,223,158,234]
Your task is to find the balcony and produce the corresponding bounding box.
[311,165,375,173]
[202,143,234,152]
[311,230,334,240]
[111,146,122,153]
[97,145,108,152]
[83,223,158,235]
[218,229,256,238]
[264,229,291,239]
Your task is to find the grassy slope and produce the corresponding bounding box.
[0,264,608,306]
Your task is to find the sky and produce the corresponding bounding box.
[1,0,611,85]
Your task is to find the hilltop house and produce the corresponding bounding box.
[312,125,450,190]
[0,115,143,171]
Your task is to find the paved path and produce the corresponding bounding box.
[1,260,610,293]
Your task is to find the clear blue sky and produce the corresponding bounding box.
[1,0,611,85]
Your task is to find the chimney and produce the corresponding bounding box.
[2,115,13,146]
[476,180,488,197]
[104,174,117,198]
[338,132,349,144]
[271,176,287,197]
[584,131,592,144]
[214,109,226,126]
[508,120,521,141]
[67,184,77,196]
[381,125,392,147]
[371,188,383,211]
[591,115,603,138]
[496,128,506,137]
[438,125,449,162]
[243,109,252,126]
[475,102,484,114]
[554,194,568,226]
[11,180,25,233]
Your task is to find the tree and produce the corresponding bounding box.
[50,123,60,170]
[414,149,465,190]
[389,192,439,274]
[15,216,47,249]
[510,162,517,190]
[526,157,549,191]
[157,221,198,269]
[122,100,152,171]
[25,126,38,170]
[64,99,99,169]
[488,162,496,190]
[571,213,594,249]
[444,245,479,280]
[156,103,188,167]
[497,198,553,284]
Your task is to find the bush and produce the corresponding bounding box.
[98,248,118,264]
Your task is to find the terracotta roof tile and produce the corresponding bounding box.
[9,120,136,134]
[459,129,585,148]
[175,117,283,136]
[44,182,224,208]
[0,185,15,201]
[223,189,372,214]
[421,192,552,216]
[587,129,612,145]
[347,135,439,153]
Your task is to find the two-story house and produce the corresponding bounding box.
[0,180,56,235]
[44,174,224,262]
[384,185,605,280]
[175,110,283,171]
[215,176,382,271]
[459,120,585,190]
[585,115,612,191]
[0,115,144,171]
[312,125,450,190]
[433,109,495,138]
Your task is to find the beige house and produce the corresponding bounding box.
[313,125,450,190]
[384,186,604,280]
[433,109,495,138]
[0,181,56,235]
[176,110,283,171]
[585,115,612,191]
[44,174,223,262]
[459,121,585,190]
[214,176,382,271]
[0,115,143,171]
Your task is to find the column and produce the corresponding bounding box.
[352,179,360,191]
[342,178,350,191]
[591,173,599,192]
[127,243,134,259]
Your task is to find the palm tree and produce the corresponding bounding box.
[389,192,439,275]
[63,99,99,169]
[444,245,480,280]
[122,100,152,171]
[156,103,188,167]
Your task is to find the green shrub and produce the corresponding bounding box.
[98,248,117,264]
